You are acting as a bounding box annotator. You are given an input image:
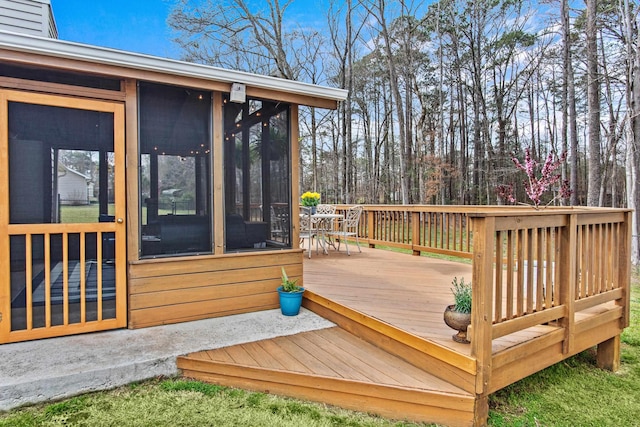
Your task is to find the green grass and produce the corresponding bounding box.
[487,270,640,427]
[373,243,472,264]
[59,205,181,224]
[59,204,104,224]
[0,379,430,427]
[1,274,638,427]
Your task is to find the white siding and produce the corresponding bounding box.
[58,167,90,205]
[0,0,57,38]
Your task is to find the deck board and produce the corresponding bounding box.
[302,247,559,355]
[303,247,474,353]
[255,339,313,373]
[179,325,476,425]
[179,245,623,426]
[183,327,470,396]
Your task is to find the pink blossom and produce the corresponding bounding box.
[500,147,572,209]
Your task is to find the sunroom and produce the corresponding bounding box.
[0,30,347,343]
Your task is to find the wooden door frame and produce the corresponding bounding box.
[0,89,127,343]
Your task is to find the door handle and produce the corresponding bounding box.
[117,218,124,223]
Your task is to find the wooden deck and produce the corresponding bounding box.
[302,247,563,358]
[179,327,476,426]
[304,246,474,352]
[179,243,627,427]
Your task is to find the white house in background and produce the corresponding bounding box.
[57,163,90,205]
[0,0,57,37]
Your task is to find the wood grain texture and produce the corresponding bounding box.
[179,327,476,427]
[1,90,127,342]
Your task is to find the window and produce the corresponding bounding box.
[223,97,291,252]
[138,82,212,257]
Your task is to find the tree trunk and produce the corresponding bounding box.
[624,0,640,262]
[372,0,409,204]
[562,0,580,206]
[586,0,601,206]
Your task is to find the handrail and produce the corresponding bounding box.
[332,204,631,395]
[333,204,474,259]
[468,208,631,394]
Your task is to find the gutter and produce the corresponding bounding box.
[0,30,348,102]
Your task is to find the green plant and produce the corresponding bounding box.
[451,277,472,314]
[300,191,321,207]
[280,268,303,293]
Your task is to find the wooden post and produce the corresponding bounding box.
[470,215,495,396]
[559,213,577,354]
[411,211,420,256]
[597,335,621,371]
[0,92,9,340]
[290,105,300,248]
[124,79,140,261]
[597,210,633,372]
[368,208,375,248]
[212,92,225,255]
[619,210,632,328]
[473,395,489,427]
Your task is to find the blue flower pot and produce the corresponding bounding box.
[277,286,305,316]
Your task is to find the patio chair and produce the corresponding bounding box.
[315,204,336,215]
[299,206,317,258]
[328,205,363,255]
[270,205,288,242]
[312,204,336,247]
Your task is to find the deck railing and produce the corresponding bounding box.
[334,205,475,259]
[335,205,631,379]
[469,208,631,390]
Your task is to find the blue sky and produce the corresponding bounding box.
[51,0,180,58]
[50,0,328,60]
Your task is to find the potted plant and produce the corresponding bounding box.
[443,277,472,344]
[300,191,321,214]
[277,267,305,316]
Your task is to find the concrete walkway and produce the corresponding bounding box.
[0,309,334,412]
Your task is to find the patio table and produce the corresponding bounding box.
[311,213,343,254]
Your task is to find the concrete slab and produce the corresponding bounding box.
[0,308,334,411]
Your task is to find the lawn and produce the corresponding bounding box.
[58,205,189,224]
[1,273,638,427]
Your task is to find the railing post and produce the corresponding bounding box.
[367,209,375,248]
[411,211,420,256]
[559,213,577,355]
[619,210,632,328]
[470,215,495,395]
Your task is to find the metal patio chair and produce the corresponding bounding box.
[327,205,363,255]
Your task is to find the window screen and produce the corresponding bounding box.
[138,82,212,257]
[223,97,291,252]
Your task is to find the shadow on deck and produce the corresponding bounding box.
[179,246,624,427]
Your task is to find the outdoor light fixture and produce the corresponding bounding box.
[229,82,246,103]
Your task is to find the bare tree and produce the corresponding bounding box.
[623,0,640,261]
[167,0,638,210]
[169,0,301,78]
[360,0,412,204]
[559,0,580,206]
[585,0,602,206]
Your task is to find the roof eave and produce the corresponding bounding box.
[0,31,348,103]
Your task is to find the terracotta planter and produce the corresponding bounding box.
[443,304,471,344]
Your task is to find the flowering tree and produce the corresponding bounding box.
[497,148,572,209]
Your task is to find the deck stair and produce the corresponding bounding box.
[178,249,483,426]
[178,326,477,426]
